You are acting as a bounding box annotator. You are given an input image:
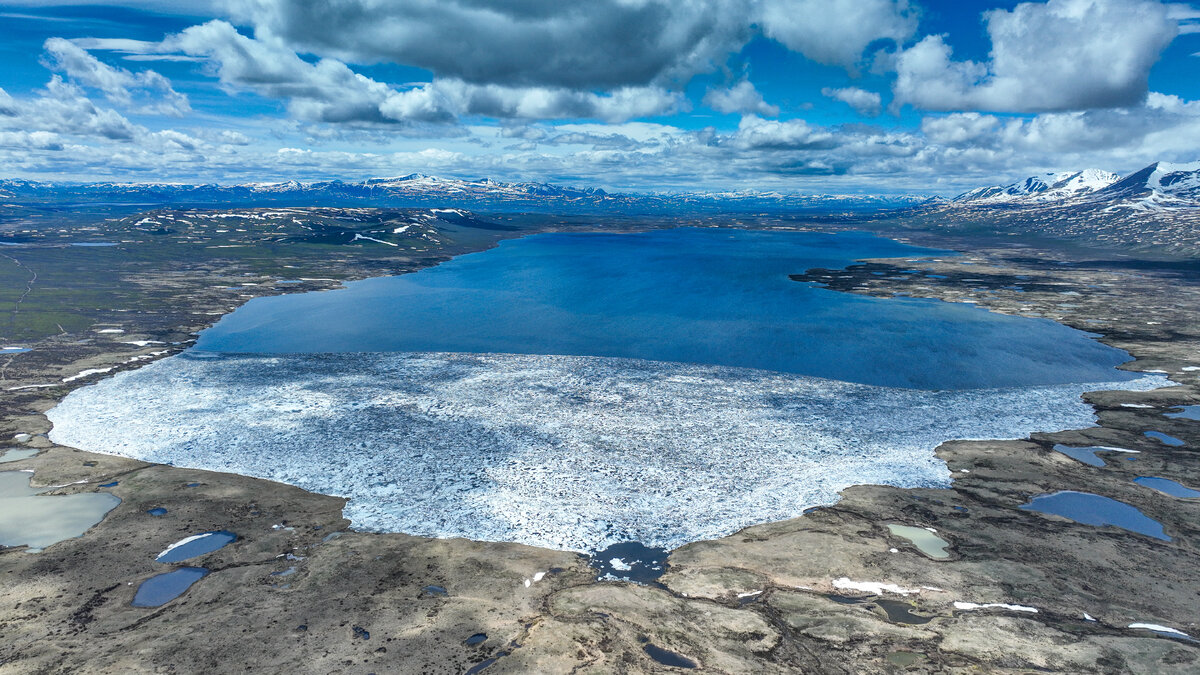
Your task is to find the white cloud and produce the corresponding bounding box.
[821,87,882,116]
[42,38,189,116]
[893,0,1178,113]
[725,116,839,151]
[83,21,680,124]
[759,0,917,69]
[704,80,779,116]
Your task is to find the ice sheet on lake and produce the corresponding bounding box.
[47,352,1167,553]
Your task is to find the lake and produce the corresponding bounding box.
[194,228,1140,390]
[49,228,1164,553]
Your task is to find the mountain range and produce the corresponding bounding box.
[2,161,1197,255]
[951,162,1200,212]
[0,173,927,214]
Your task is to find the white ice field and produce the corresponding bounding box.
[48,352,1167,553]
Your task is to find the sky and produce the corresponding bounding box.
[0,0,1198,195]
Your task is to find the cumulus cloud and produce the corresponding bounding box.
[224,0,751,90]
[7,77,141,140]
[703,80,779,116]
[821,87,882,116]
[42,38,190,116]
[84,21,679,124]
[758,0,917,69]
[893,0,1178,113]
[724,116,839,151]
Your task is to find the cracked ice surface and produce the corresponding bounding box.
[47,352,1166,553]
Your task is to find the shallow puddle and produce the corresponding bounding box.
[1144,431,1185,447]
[875,599,933,625]
[1134,477,1200,499]
[642,642,697,669]
[0,471,120,552]
[1020,491,1170,541]
[886,524,950,558]
[0,448,38,464]
[155,530,237,563]
[146,507,168,516]
[1052,444,1137,467]
[131,567,209,607]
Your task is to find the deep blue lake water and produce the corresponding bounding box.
[195,229,1137,390]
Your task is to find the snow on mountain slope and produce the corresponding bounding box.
[1095,161,1200,210]
[953,169,1119,204]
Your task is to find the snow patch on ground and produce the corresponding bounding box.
[832,578,921,596]
[46,352,1167,554]
[1128,622,1191,638]
[954,601,1039,613]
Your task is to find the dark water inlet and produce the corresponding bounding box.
[1165,405,1200,421]
[590,541,670,585]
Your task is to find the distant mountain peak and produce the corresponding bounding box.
[953,168,1119,204]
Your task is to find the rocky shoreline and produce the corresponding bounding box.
[2,227,1198,673]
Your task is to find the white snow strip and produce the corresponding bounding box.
[95,329,125,334]
[1083,613,1096,622]
[392,225,412,234]
[1128,623,1191,638]
[61,367,114,383]
[532,571,546,583]
[351,234,398,247]
[954,601,1038,613]
[7,384,58,391]
[1120,404,1155,408]
[157,533,216,559]
[1181,366,1200,372]
[736,590,763,598]
[833,578,920,596]
[122,340,165,347]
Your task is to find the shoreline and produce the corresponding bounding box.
[3,222,1199,672]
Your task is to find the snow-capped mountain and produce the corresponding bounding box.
[953,169,1120,204]
[1094,161,1200,211]
[930,162,1200,256]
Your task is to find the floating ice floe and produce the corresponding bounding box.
[46,352,1169,554]
[609,558,632,572]
[953,601,1038,613]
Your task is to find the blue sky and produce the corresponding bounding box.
[1,0,1198,194]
